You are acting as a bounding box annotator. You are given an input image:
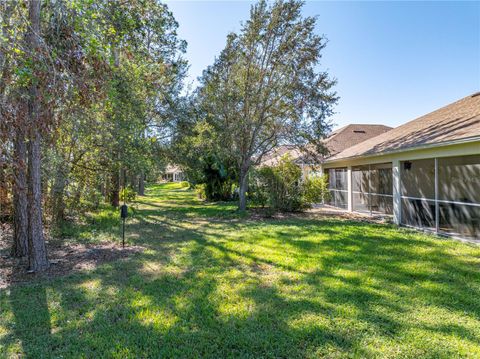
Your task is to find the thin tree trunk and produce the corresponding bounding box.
[120,168,127,190]
[138,171,145,196]
[0,155,8,218]
[26,0,48,272]
[51,163,66,226]
[129,173,137,189]
[12,128,28,257]
[104,175,110,203]
[238,165,249,211]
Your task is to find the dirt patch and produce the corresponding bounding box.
[0,224,144,289]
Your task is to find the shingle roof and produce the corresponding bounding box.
[259,124,392,166]
[323,124,393,156]
[260,145,302,167]
[328,92,480,162]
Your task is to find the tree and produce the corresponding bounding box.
[0,0,186,271]
[197,0,337,210]
[26,0,49,271]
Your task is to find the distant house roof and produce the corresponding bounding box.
[164,164,183,174]
[323,124,393,157]
[260,145,302,167]
[328,92,480,162]
[259,124,392,166]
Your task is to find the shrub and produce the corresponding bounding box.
[248,169,269,207]
[252,155,305,212]
[195,183,207,200]
[302,175,330,204]
[179,181,190,189]
[120,187,137,203]
[250,155,330,212]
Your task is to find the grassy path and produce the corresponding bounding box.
[1,183,480,358]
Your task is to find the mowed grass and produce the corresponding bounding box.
[1,183,480,358]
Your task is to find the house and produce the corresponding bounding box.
[162,165,185,182]
[260,124,392,179]
[322,92,480,241]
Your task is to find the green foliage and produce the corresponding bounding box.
[195,183,206,200]
[202,155,237,201]
[252,155,305,212]
[178,181,190,189]
[120,187,137,203]
[1,0,187,229]
[169,115,238,202]
[251,156,330,212]
[302,175,330,204]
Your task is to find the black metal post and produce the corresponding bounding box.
[122,217,125,248]
[120,178,128,249]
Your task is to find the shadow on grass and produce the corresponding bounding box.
[2,183,480,357]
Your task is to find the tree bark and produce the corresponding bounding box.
[0,155,9,219]
[109,170,120,207]
[104,176,110,203]
[129,173,137,189]
[51,163,66,226]
[26,0,48,272]
[12,128,28,257]
[27,129,49,271]
[120,168,127,190]
[138,171,145,196]
[238,165,249,211]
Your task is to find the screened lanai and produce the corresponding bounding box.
[401,154,480,240]
[323,153,480,241]
[325,163,393,215]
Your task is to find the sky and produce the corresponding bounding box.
[165,0,480,130]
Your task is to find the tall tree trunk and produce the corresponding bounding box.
[27,129,48,271]
[0,156,8,219]
[129,173,137,189]
[51,163,66,226]
[138,171,145,196]
[121,168,127,192]
[104,175,110,203]
[109,170,120,207]
[12,128,28,257]
[238,164,249,211]
[26,0,48,272]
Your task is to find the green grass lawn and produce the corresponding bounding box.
[1,183,480,358]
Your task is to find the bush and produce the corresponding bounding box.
[252,155,305,212]
[302,175,330,204]
[195,183,207,200]
[120,187,137,203]
[250,155,330,212]
[248,170,269,207]
[179,181,190,189]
